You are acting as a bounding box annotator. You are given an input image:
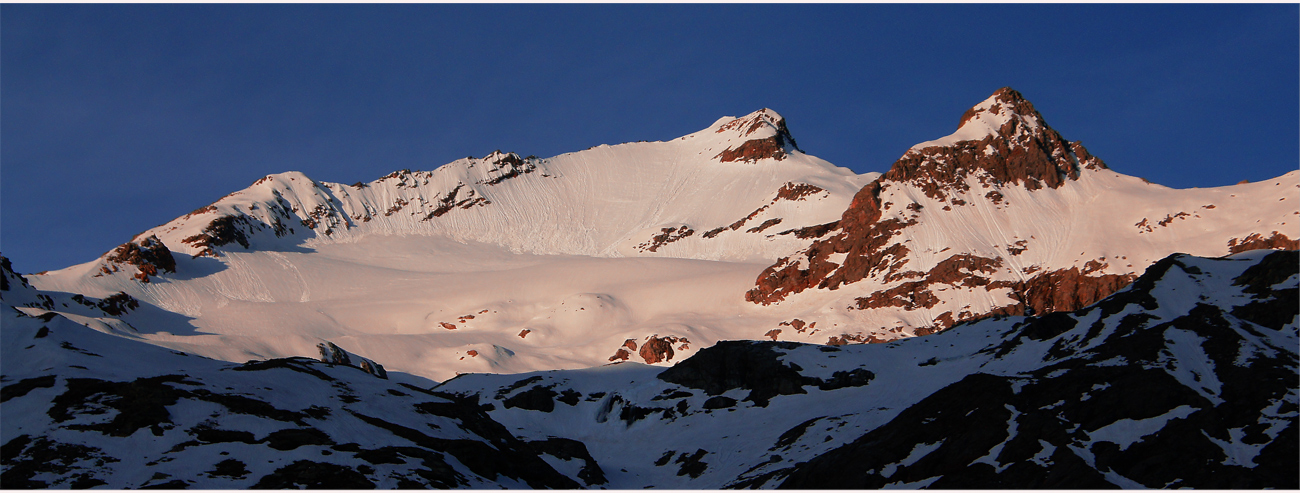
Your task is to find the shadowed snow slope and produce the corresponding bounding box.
[5,250,1293,488]
[436,250,1299,489]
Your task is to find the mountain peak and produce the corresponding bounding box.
[912,87,1047,151]
[713,108,787,137]
[707,108,802,163]
[888,88,1106,194]
[955,87,1045,129]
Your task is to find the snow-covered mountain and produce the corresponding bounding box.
[13,88,1298,383]
[3,86,1297,489]
[4,249,1295,488]
[746,88,1297,343]
[20,109,877,380]
[80,107,871,265]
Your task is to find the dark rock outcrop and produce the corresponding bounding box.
[181,215,251,258]
[316,342,387,379]
[104,235,176,283]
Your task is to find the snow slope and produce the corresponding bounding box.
[19,92,1299,383]
[22,110,877,381]
[8,249,1289,488]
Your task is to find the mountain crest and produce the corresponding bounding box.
[953,87,1046,135]
[888,87,1106,198]
[710,108,802,163]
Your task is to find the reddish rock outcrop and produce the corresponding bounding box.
[1228,232,1299,254]
[440,322,457,331]
[1008,267,1138,317]
[423,184,491,221]
[105,235,176,283]
[826,333,890,346]
[885,87,1104,202]
[746,218,783,234]
[636,226,695,253]
[777,221,840,240]
[704,182,826,240]
[639,335,688,364]
[747,181,915,305]
[714,110,801,163]
[608,349,631,362]
[518,329,531,339]
[764,329,781,341]
[774,182,825,202]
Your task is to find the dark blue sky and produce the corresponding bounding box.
[3,4,1297,274]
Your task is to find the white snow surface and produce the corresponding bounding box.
[27,110,874,382]
[18,104,1300,383]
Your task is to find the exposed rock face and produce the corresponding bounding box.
[608,349,631,362]
[96,292,139,316]
[0,254,31,293]
[316,342,387,379]
[749,88,1106,305]
[746,181,901,305]
[774,182,825,202]
[1004,267,1138,317]
[639,336,678,364]
[657,341,876,407]
[891,87,1105,199]
[104,235,176,282]
[636,226,695,253]
[181,216,251,258]
[476,151,538,186]
[657,341,810,407]
[701,182,831,241]
[1228,231,1299,254]
[713,109,801,163]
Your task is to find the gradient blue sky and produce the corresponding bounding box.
[3,4,1297,274]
